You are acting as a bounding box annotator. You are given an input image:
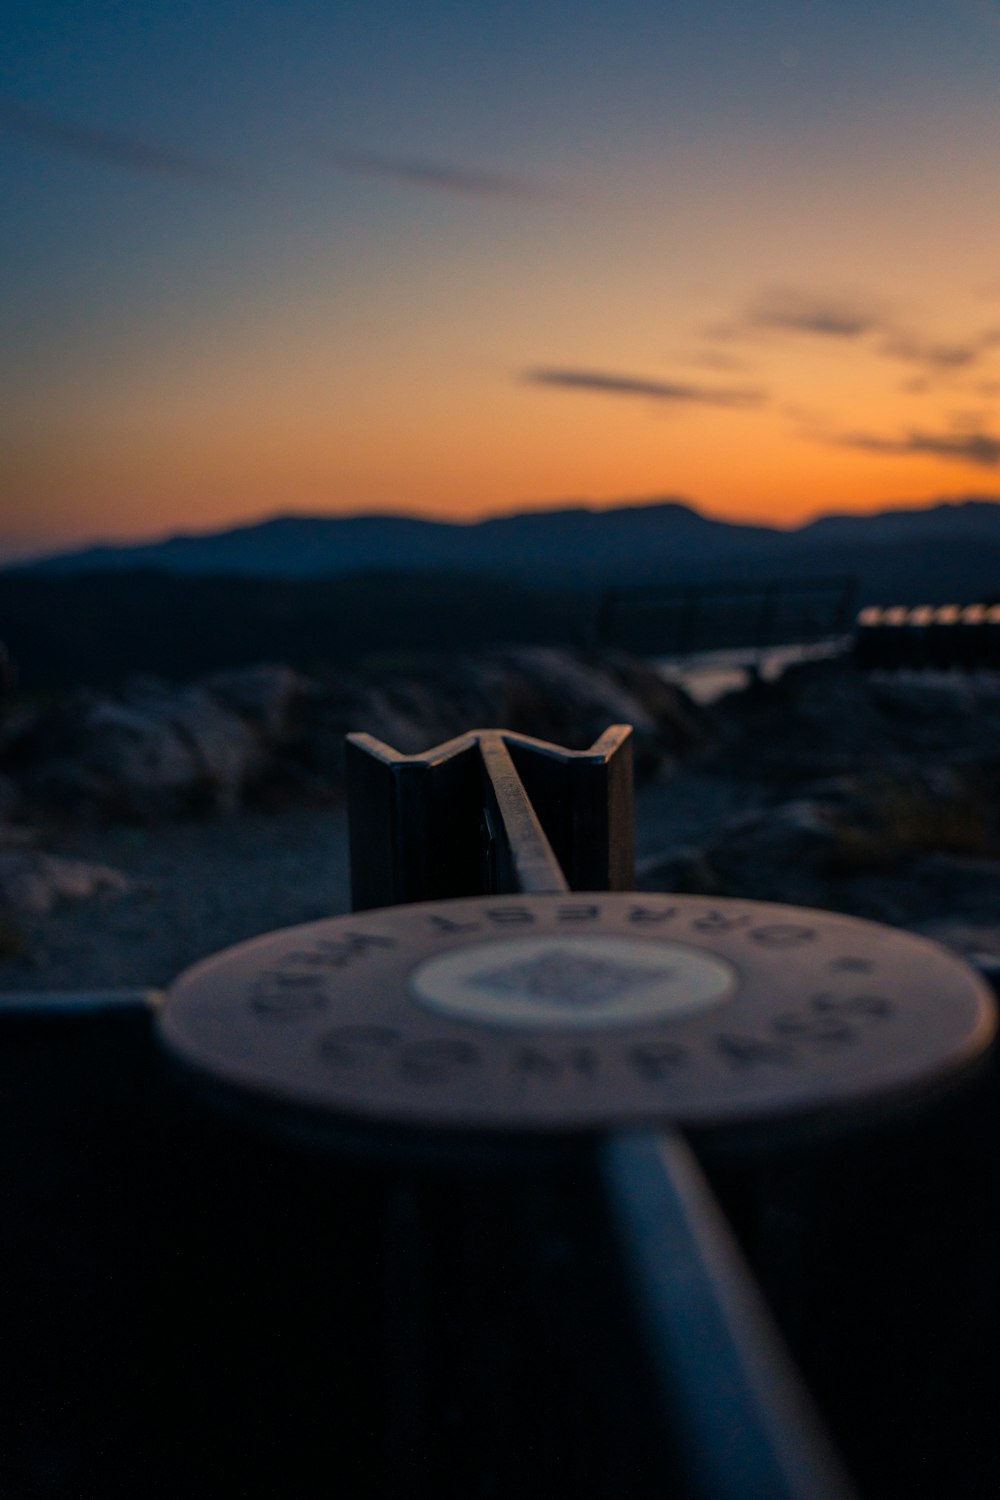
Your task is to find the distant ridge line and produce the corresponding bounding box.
[5,495,1000,598]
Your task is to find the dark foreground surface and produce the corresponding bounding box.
[2,653,1000,1498]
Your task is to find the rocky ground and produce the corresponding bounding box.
[2,649,999,991]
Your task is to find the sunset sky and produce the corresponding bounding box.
[6,2,1000,559]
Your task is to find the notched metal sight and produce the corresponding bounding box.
[345,724,635,911]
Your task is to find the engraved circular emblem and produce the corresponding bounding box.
[158,893,996,1136]
[410,935,735,1029]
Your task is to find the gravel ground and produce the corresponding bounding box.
[0,772,758,993]
[0,802,353,991]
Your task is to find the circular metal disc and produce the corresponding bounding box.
[158,893,996,1134]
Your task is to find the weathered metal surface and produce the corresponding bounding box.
[158,892,993,1136]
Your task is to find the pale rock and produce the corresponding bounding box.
[0,851,130,916]
[202,664,317,740]
[17,682,263,818]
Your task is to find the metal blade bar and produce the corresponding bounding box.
[601,1127,858,1500]
[478,732,570,895]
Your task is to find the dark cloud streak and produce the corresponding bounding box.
[0,98,242,186]
[717,285,1000,378]
[746,287,884,339]
[878,330,1000,371]
[321,147,558,201]
[840,426,1000,468]
[523,367,766,407]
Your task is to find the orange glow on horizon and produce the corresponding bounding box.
[9,9,1000,558]
[8,111,1000,554]
[6,361,1000,552]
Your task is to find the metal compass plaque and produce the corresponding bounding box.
[159,893,996,1133]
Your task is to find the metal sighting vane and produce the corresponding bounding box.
[166,724,993,1499]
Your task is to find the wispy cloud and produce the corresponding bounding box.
[711,284,1000,381]
[877,329,1000,372]
[319,147,558,201]
[0,98,241,185]
[522,366,766,407]
[840,425,1000,468]
[681,349,755,374]
[744,286,885,339]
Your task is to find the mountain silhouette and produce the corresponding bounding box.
[8,495,1000,599]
